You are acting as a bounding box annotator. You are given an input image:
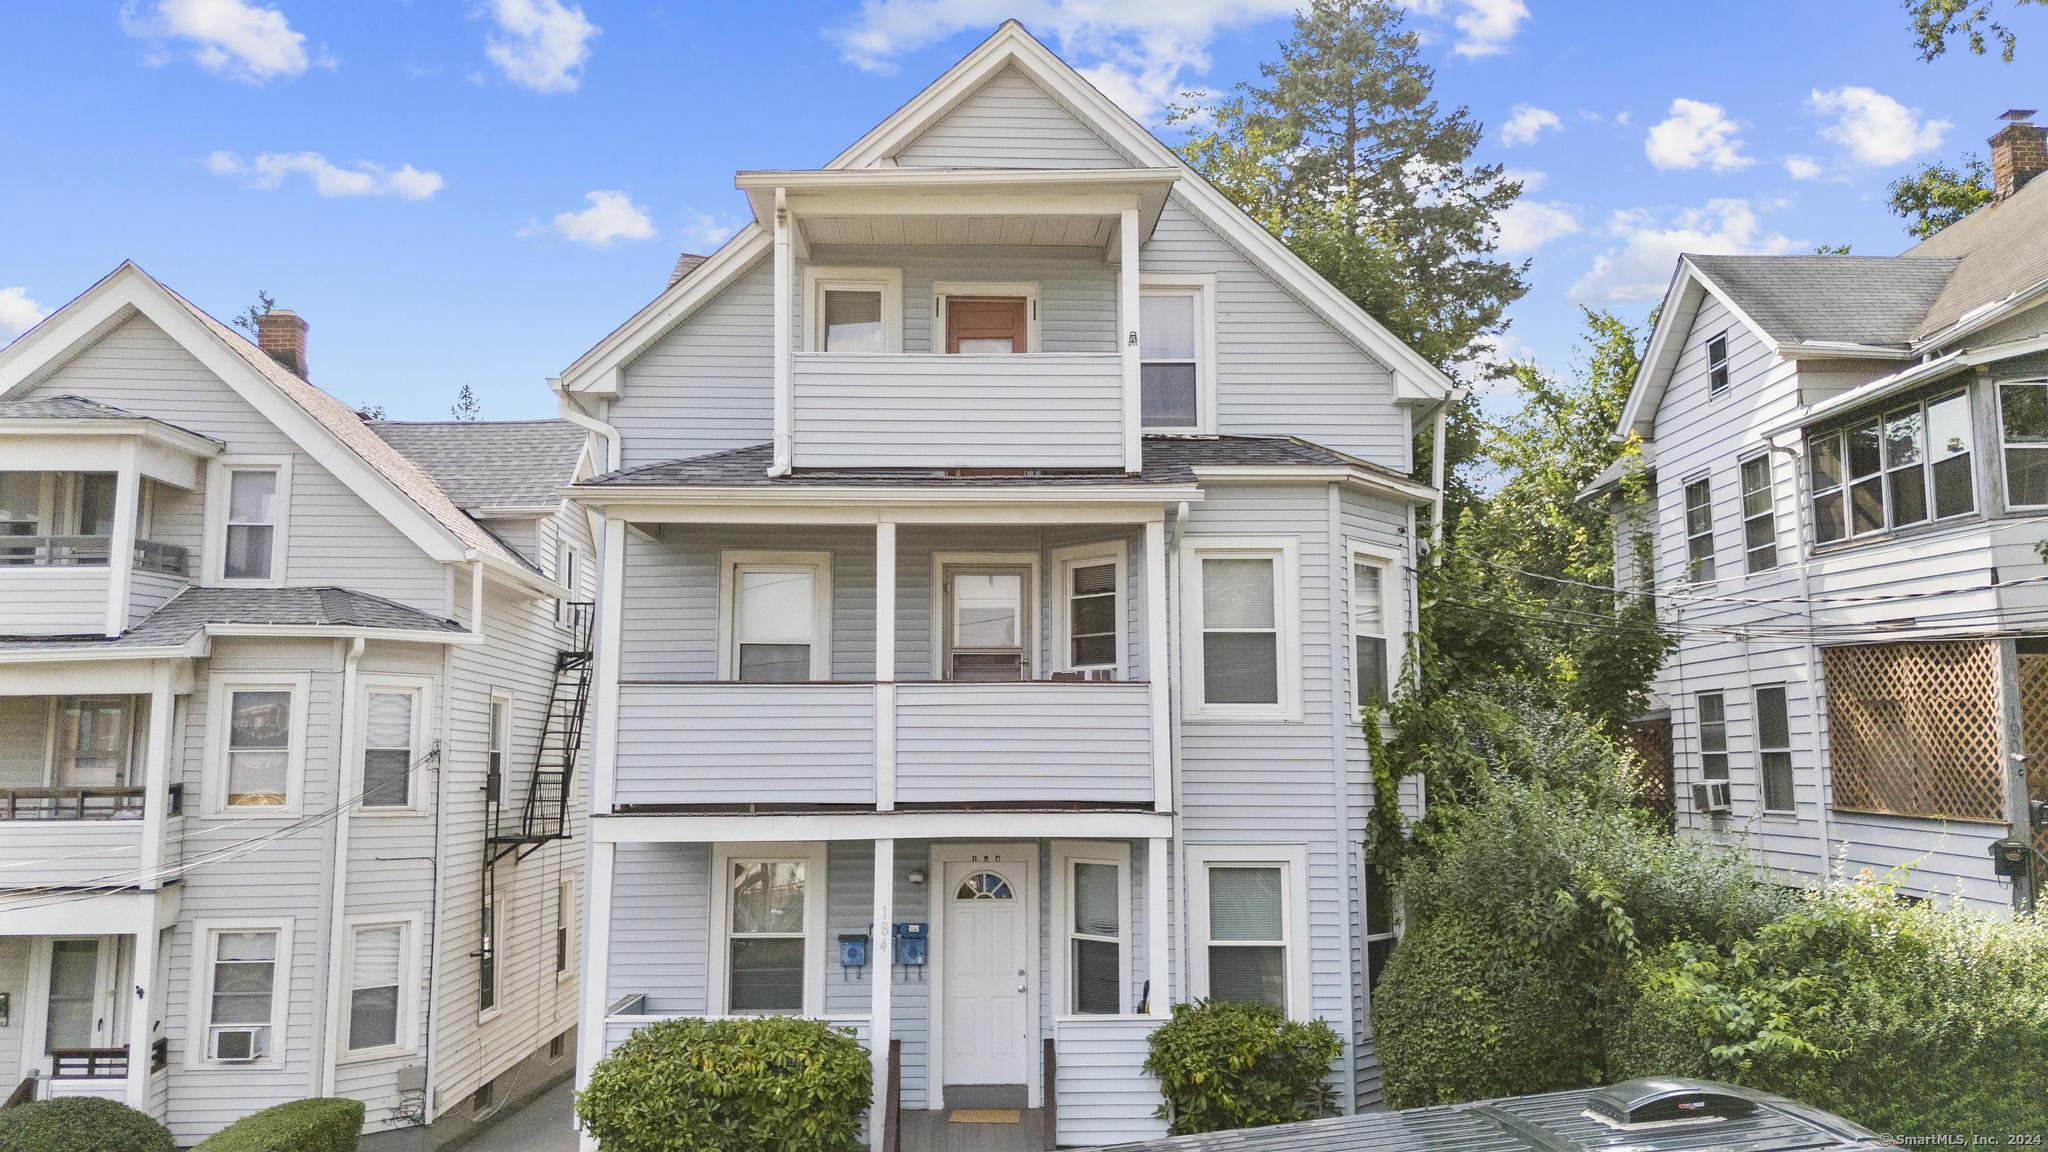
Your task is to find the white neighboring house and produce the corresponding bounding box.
[562,22,1451,1150]
[1592,112,2048,913]
[0,265,593,1149]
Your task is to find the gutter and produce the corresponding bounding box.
[1760,330,2048,440]
[552,377,620,475]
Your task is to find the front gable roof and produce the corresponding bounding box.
[0,262,528,572]
[561,21,1454,406]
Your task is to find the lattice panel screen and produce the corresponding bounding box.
[2018,655,2048,863]
[1628,716,1674,828]
[1822,641,2004,822]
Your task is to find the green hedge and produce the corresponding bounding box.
[1608,878,2048,1133]
[0,1097,175,1152]
[576,1016,871,1152]
[1142,999,1342,1135]
[193,1098,363,1152]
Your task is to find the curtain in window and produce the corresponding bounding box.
[362,691,414,807]
[227,690,291,806]
[1207,866,1285,1010]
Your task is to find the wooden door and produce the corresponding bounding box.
[945,297,1027,354]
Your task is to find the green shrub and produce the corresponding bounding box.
[0,1096,175,1152]
[1608,876,2048,1132]
[576,1016,871,1152]
[1374,781,1792,1108]
[194,1098,364,1152]
[1142,999,1342,1135]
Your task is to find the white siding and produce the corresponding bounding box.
[893,66,1131,169]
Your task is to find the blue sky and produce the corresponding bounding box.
[0,1,2038,420]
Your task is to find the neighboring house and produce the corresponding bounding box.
[561,22,1451,1150]
[0,264,593,1148]
[1592,112,2048,913]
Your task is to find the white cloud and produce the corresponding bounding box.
[0,288,48,342]
[481,0,599,94]
[1807,86,1949,167]
[677,209,740,251]
[1571,198,1799,304]
[208,151,445,199]
[1644,98,1752,172]
[1408,0,1530,57]
[539,190,657,247]
[1500,103,1560,146]
[1782,154,1823,180]
[1496,199,1580,255]
[121,0,322,83]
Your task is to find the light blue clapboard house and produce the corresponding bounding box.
[0,268,594,1147]
[561,23,1452,1149]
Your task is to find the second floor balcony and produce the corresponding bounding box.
[0,692,183,889]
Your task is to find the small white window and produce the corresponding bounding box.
[1053,545,1124,678]
[1739,455,1778,573]
[556,879,574,979]
[486,695,510,806]
[556,541,583,625]
[720,552,832,682]
[480,871,504,1016]
[1350,551,1396,711]
[1706,332,1731,395]
[709,843,826,1017]
[360,682,427,810]
[1683,478,1715,583]
[208,458,291,584]
[1188,846,1308,1018]
[209,675,307,814]
[1757,685,1794,814]
[1052,842,1129,1016]
[345,922,407,1053]
[803,267,903,353]
[1182,540,1298,720]
[200,926,283,1064]
[1697,692,1729,780]
[1363,858,1399,992]
[1139,276,1214,432]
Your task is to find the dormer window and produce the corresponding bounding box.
[1706,333,1730,396]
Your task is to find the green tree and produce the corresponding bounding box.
[1905,0,2043,60]
[449,384,482,421]
[1888,154,1996,238]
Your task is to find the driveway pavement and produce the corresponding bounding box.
[468,1079,578,1152]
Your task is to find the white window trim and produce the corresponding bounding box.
[487,689,514,805]
[479,866,507,1024]
[1737,452,1780,574]
[556,540,584,625]
[1706,330,1731,397]
[1755,683,1796,816]
[717,550,834,681]
[1681,474,1716,585]
[1179,536,1301,721]
[203,455,293,587]
[1138,273,1218,434]
[187,918,293,1070]
[803,266,904,354]
[707,841,828,1017]
[204,672,311,818]
[1347,540,1402,714]
[337,913,421,1063]
[932,281,1040,354]
[1186,844,1312,1021]
[1050,541,1127,678]
[931,551,1041,681]
[1996,378,2048,510]
[556,877,577,984]
[354,675,434,815]
[1049,840,1132,1019]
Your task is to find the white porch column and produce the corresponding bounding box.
[1145,516,1171,813]
[103,446,142,637]
[874,522,897,811]
[1146,837,1169,1016]
[137,663,175,889]
[124,919,158,1108]
[868,838,896,1150]
[1120,206,1142,474]
[771,187,794,477]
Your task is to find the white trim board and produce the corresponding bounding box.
[1184,843,1313,1021]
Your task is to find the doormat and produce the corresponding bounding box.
[949,1109,1022,1125]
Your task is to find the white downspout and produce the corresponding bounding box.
[553,379,620,475]
[1167,500,1189,1007]
[770,186,794,477]
[320,636,367,1097]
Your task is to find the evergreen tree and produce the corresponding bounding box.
[450,384,482,421]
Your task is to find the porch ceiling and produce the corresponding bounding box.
[735,167,1179,251]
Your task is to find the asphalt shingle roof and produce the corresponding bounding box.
[577,435,1393,490]
[1685,254,1959,348]
[0,394,221,444]
[369,419,586,510]
[1905,168,2048,337]
[0,586,463,653]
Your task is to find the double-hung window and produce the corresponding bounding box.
[202,926,282,1063]
[722,552,831,682]
[2000,382,2048,507]
[1054,844,1128,1015]
[1697,692,1729,779]
[479,873,502,1015]
[1683,479,1715,583]
[1053,545,1122,678]
[345,922,406,1054]
[1706,333,1731,395]
[1757,685,1794,814]
[1812,390,1975,543]
[1186,542,1297,719]
[1351,554,1394,710]
[556,879,573,978]
[1189,847,1305,1017]
[212,676,305,813]
[1363,859,1399,992]
[1139,289,1202,430]
[221,466,281,581]
[1739,456,1778,573]
[556,542,583,625]
[361,683,425,810]
[713,844,825,1016]
[486,696,509,806]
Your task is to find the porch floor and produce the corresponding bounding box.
[898,1108,1050,1152]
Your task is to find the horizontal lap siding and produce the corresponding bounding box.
[614,260,774,470]
[893,683,1150,804]
[0,822,144,887]
[615,684,877,806]
[893,66,1131,169]
[127,570,188,627]
[791,354,1124,470]
[1053,1019,1167,1145]
[797,246,1117,357]
[0,568,110,634]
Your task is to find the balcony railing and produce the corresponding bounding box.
[0,784,180,821]
[48,1048,127,1080]
[0,535,188,576]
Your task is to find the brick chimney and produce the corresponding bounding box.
[255,309,309,379]
[1990,110,2046,200]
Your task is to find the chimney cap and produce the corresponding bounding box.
[2000,108,2038,122]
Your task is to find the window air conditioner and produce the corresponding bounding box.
[1691,780,1732,815]
[211,1029,261,1062]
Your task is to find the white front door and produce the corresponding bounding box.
[940,858,1030,1090]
